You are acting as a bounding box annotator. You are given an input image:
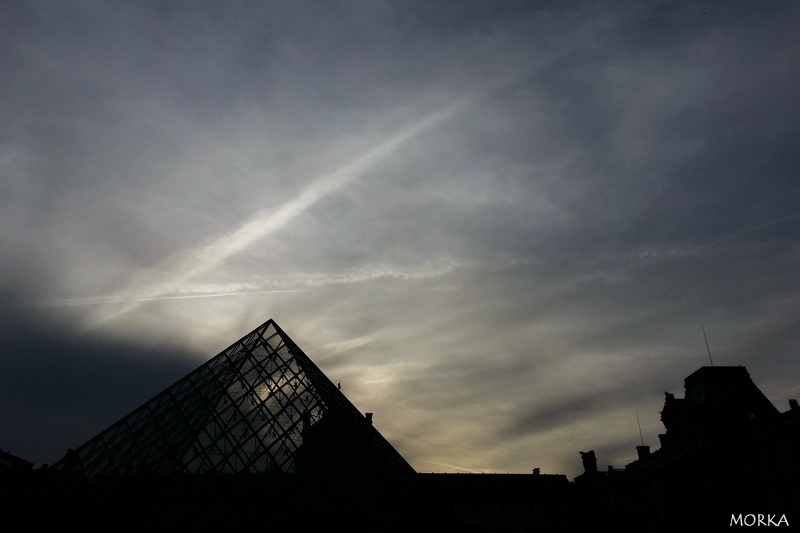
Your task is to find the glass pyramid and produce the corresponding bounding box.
[50,319,413,478]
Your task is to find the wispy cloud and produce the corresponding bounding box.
[415,459,492,473]
[38,289,307,307]
[39,255,473,310]
[84,98,472,327]
[281,257,473,288]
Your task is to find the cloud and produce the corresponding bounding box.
[82,97,472,326]
[501,385,652,438]
[0,307,196,466]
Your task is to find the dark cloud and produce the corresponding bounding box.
[502,378,662,439]
[0,306,196,466]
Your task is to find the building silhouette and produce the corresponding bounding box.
[1,319,798,530]
[0,450,32,472]
[575,365,800,531]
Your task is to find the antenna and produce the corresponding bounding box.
[702,322,714,366]
[636,409,644,446]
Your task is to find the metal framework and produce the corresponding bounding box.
[50,319,413,478]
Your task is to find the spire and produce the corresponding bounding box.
[51,319,413,478]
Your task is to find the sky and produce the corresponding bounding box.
[1,0,799,477]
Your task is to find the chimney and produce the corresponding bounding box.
[636,445,651,460]
[365,412,373,425]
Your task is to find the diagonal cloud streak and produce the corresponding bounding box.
[695,211,800,251]
[38,290,308,307]
[86,97,473,327]
[416,459,492,473]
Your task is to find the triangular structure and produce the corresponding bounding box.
[51,319,413,478]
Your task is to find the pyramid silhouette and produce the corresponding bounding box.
[51,319,413,478]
